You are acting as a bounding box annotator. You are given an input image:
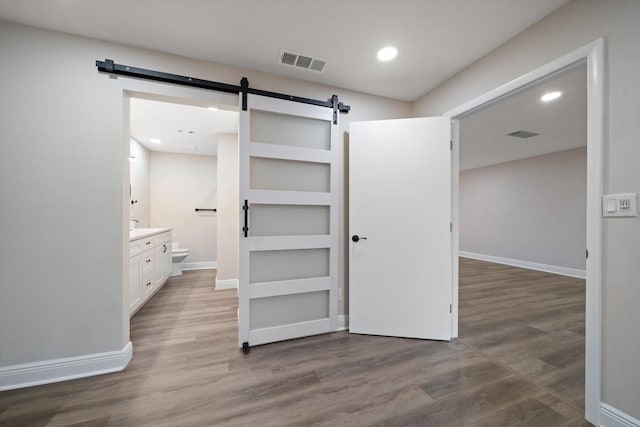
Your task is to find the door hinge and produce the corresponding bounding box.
[450,140,453,150]
[449,304,452,313]
[450,222,453,232]
[586,248,589,259]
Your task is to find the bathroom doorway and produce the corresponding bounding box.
[127,94,240,318]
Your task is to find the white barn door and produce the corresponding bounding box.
[349,117,452,341]
[238,94,339,350]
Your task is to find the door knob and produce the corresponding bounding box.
[352,235,367,242]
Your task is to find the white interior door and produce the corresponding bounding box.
[238,94,339,349]
[349,117,452,340]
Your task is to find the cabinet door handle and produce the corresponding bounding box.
[146,259,151,263]
[163,244,167,253]
[146,281,152,287]
[145,241,151,245]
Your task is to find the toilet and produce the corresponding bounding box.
[171,242,189,276]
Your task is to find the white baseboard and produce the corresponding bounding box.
[600,403,640,427]
[215,278,238,290]
[459,251,586,279]
[0,342,133,391]
[181,261,217,271]
[336,314,349,331]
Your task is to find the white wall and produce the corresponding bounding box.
[216,133,239,284]
[129,138,150,227]
[0,21,410,377]
[460,148,586,271]
[150,152,217,264]
[412,0,640,419]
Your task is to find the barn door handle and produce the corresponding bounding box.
[242,200,249,238]
[352,235,367,242]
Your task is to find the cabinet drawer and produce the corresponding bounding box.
[140,236,155,250]
[142,272,154,296]
[156,231,171,245]
[142,249,154,275]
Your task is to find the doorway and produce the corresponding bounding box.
[125,93,240,320]
[456,63,588,412]
[448,39,604,424]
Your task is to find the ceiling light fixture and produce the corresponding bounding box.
[541,91,562,102]
[149,138,162,144]
[377,46,398,62]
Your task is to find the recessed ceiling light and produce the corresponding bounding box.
[541,91,562,102]
[149,138,162,144]
[377,46,398,62]
[208,107,218,111]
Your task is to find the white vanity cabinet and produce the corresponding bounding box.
[129,228,172,317]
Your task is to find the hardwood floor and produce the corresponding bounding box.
[0,260,589,426]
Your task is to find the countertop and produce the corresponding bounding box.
[129,228,172,242]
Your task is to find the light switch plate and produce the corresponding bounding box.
[602,193,638,217]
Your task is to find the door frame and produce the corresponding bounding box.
[445,38,604,425]
[121,84,240,350]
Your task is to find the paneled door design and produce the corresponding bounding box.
[349,117,452,341]
[238,94,339,350]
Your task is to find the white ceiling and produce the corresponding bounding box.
[460,64,587,171]
[0,0,568,101]
[130,98,238,156]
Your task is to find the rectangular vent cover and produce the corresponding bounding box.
[280,49,328,73]
[507,130,540,139]
[281,51,297,66]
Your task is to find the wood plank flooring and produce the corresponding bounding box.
[0,259,589,426]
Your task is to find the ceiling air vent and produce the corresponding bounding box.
[280,49,328,73]
[507,130,540,139]
[295,55,313,69]
[281,51,297,66]
[309,59,326,72]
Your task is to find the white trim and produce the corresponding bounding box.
[447,38,604,425]
[336,314,349,331]
[584,38,605,427]
[459,251,586,279]
[451,120,460,338]
[215,278,238,290]
[238,92,250,347]
[329,109,341,333]
[249,189,331,206]
[250,277,330,299]
[600,403,640,427]
[250,94,333,121]
[249,318,331,346]
[249,235,330,251]
[181,261,217,271]
[0,342,132,391]
[249,142,331,164]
